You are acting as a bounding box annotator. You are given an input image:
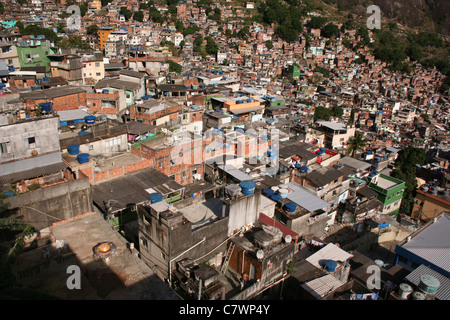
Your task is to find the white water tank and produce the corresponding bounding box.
[418,274,440,295]
[412,291,426,300]
[398,283,413,299]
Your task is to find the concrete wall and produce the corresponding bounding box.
[2,177,92,230]
[226,192,261,236]
[0,116,61,171]
[78,133,128,157]
[137,203,229,281]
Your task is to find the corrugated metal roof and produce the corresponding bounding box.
[301,274,346,299]
[57,109,90,122]
[92,168,184,213]
[0,161,67,184]
[218,164,253,182]
[401,213,450,274]
[286,182,329,212]
[306,243,353,270]
[404,264,450,300]
[339,156,372,171]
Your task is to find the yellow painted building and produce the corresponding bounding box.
[88,0,102,12]
[98,28,114,51]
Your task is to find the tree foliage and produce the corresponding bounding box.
[168,60,182,73]
[58,35,92,50]
[257,0,305,42]
[346,131,366,158]
[306,16,327,29]
[205,36,219,55]
[133,11,144,22]
[22,25,59,43]
[119,7,133,20]
[320,23,340,39]
[314,105,343,121]
[391,146,427,215]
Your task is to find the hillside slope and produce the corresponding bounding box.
[333,0,450,36]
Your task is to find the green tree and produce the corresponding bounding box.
[205,36,219,55]
[265,40,273,50]
[133,10,144,22]
[168,60,182,73]
[306,16,327,29]
[391,146,426,215]
[58,35,92,50]
[0,203,35,291]
[313,67,330,78]
[183,24,200,36]
[314,106,331,121]
[22,25,59,43]
[194,34,203,47]
[321,23,340,39]
[119,7,133,20]
[276,25,298,43]
[346,131,366,158]
[149,6,164,23]
[79,2,88,17]
[86,24,99,36]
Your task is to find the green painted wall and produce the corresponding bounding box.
[17,43,54,72]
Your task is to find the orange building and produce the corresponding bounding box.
[98,27,115,51]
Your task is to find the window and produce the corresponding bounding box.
[1,141,10,154]
[96,72,101,76]
[95,62,100,67]
[24,136,39,149]
[106,137,121,147]
[140,237,148,249]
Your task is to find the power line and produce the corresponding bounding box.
[19,206,63,221]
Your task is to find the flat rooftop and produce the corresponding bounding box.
[11,212,180,300]
[376,175,399,189]
[178,197,223,230]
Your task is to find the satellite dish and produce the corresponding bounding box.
[256,250,264,260]
[284,235,292,243]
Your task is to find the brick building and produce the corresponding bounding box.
[20,85,87,112]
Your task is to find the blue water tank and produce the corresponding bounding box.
[240,180,256,195]
[148,193,163,204]
[3,191,15,198]
[323,260,338,272]
[102,90,109,94]
[77,153,90,164]
[271,194,282,201]
[84,115,96,124]
[78,131,88,135]
[284,202,297,213]
[263,188,274,197]
[39,102,52,113]
[67,144,80,155]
